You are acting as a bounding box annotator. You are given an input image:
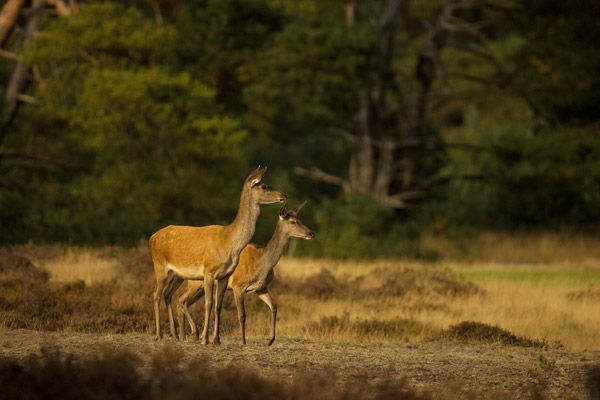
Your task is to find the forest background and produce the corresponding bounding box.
[1,0,599,258]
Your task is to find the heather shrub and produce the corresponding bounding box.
[0,348,526,400]
[435,321,547,347]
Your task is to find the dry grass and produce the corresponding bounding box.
[43,247,120,285]
[1,236,599,351]
[1,237,599,400]
[421,231,600,266]
[272,256,600,350]
[0,243,154,333]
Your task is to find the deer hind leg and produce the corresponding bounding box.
[200,275,215,345]
[233,288,246,345]
[153,263,169,340]
[257,289,277,346]
[212,278,229,345]
[177,282,205,341]
[164,273,184,339]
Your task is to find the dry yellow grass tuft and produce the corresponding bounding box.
[42,247,120,285]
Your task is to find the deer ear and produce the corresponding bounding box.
[289,201,307,216]
[278,203,289,219]
[246,165,267,187]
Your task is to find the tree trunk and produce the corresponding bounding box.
[349,96,375,195]
[345,2,355,26]
[0,0,26,48]
[296,0,482,210]
[372,0,403,202]
[45,0,73,16]
[401,0,456,191]
[4,0,44,123]
[349,0,403,198]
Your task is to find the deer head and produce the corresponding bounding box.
[278,202,315,240]
[245,166,288,204]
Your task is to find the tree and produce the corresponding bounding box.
[255,0,505,210]
[0,2,248,243]
[420,0,600,229]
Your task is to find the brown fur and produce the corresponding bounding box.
[150,166,287,344]
[176,202,315,345]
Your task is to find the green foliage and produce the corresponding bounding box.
[511,0,600,125]
[1,0,599,252]
[537,354,557,371]
[172,0,285,113]
[2,2,248,244]
[461,269,600,287]
[303,194,424,259]
[24,2,173,69]
[245,17,371,131]
[427,108,600,230]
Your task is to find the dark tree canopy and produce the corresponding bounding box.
[1,0,598,256]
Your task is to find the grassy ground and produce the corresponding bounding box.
[1,234,599,349]
[0,330,598,400]
[272,257,600,350]
[0,235,599,398]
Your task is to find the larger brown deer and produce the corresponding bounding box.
[149,166,287,344]
[176,202,314,345]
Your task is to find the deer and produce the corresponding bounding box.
[175,202,314,346]
[149,166,288,344]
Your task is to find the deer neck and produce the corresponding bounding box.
[226,187,260,253]
[259,222,289,273]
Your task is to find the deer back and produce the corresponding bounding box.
[150,224,239,277]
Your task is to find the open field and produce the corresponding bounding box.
[0,236,599,398]
[0,329,599,399]
[274,258,600,350]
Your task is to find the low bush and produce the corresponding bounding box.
[435,321,547,348]
[274,266,481,301]
[0,249,49,282]
[587,364,600,400]
[0,348,527,400]
[0,245,153,333]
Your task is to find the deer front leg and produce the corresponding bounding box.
[257,290,277,346]
[233,288,246,345]
[212,278,228,345]
[200,276,215,345]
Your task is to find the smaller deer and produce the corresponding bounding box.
[177,202,314,345]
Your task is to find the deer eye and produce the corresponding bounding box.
[261,184,267,189]
[290,220,296,224]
